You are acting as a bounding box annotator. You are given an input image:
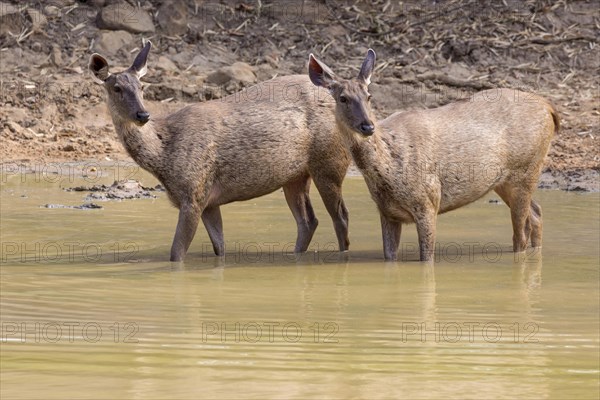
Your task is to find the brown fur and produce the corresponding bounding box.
[309,50,558,261]
[89,42,351,261]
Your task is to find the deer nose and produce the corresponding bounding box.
[136,111,150,123]
[359,122,375,136]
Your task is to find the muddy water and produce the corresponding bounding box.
[1,167,599,400]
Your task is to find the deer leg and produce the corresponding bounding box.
[510,194,531,252]
[524,216,533,245]
[495,183,533,252]
[529,200,543,248]
[170,203,202,262]
[201,205,224,256]
[312,177,350,251]
[283,177,319,252]
[380,214,402,261]
[414,211,437,262]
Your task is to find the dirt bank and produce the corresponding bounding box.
[1,0,598,190]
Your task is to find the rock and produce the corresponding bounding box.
[145,79,199,102]
[26,8,47,31]
[31,41,42,52]
[155,56,179,72]
[157,1,188,36]
[96,3,155,33]
[0,2,26,36]
[79,203,104,209]
[443,63,472,79]
[206,62,256,85]
[324,25,346,38]
[77,36,89,48]
[68,66,83,74]
[256,63,277,82]
[5,107,29,126]
[65,180,164,201]
[0,2,18,18]
[94,30,133,56]
[263,54,279,68]
[5,121,31,139]
[44,5,60,17]
[50,46,63,67]
[63,144,75,152]
[189,47,238,71]
[42,203,103,210]
[441,40,474,62]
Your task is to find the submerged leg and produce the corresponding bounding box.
[494,183,533,252]
[312,176,350,251]
[202,205,224,256]
[170,203,201,262]
[529,200,543,248]
[381,214,402,261]
[415,212,437,262]
[283,176,319,252]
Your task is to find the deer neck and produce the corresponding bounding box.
[113,118,164,173]
[342,125,394,179]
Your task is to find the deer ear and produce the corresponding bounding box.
[308,54,337,89]
[89,54,111,84]
[130,39,152,79]
[358,49,376,85]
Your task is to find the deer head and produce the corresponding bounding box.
[308,49,377,137]
[89,40,152,126]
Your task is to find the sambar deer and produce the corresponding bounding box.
[89,41,351,261]
[308,49,558,261]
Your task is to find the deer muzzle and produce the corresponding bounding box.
[136,111,150,124]
[359,122,375,136]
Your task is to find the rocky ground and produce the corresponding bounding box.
[1,0,598,190]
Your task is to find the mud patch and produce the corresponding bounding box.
[65,179,165,201]
[42,203,103,210]
[538,169,600,192]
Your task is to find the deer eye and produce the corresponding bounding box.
[113,86,122,93]
[340,95,347,103]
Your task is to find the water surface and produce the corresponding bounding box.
[1,168,599,399]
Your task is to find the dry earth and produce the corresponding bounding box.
[1,0,598,190]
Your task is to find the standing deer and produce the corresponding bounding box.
[89,41,351,261]
[308,49,558,261]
